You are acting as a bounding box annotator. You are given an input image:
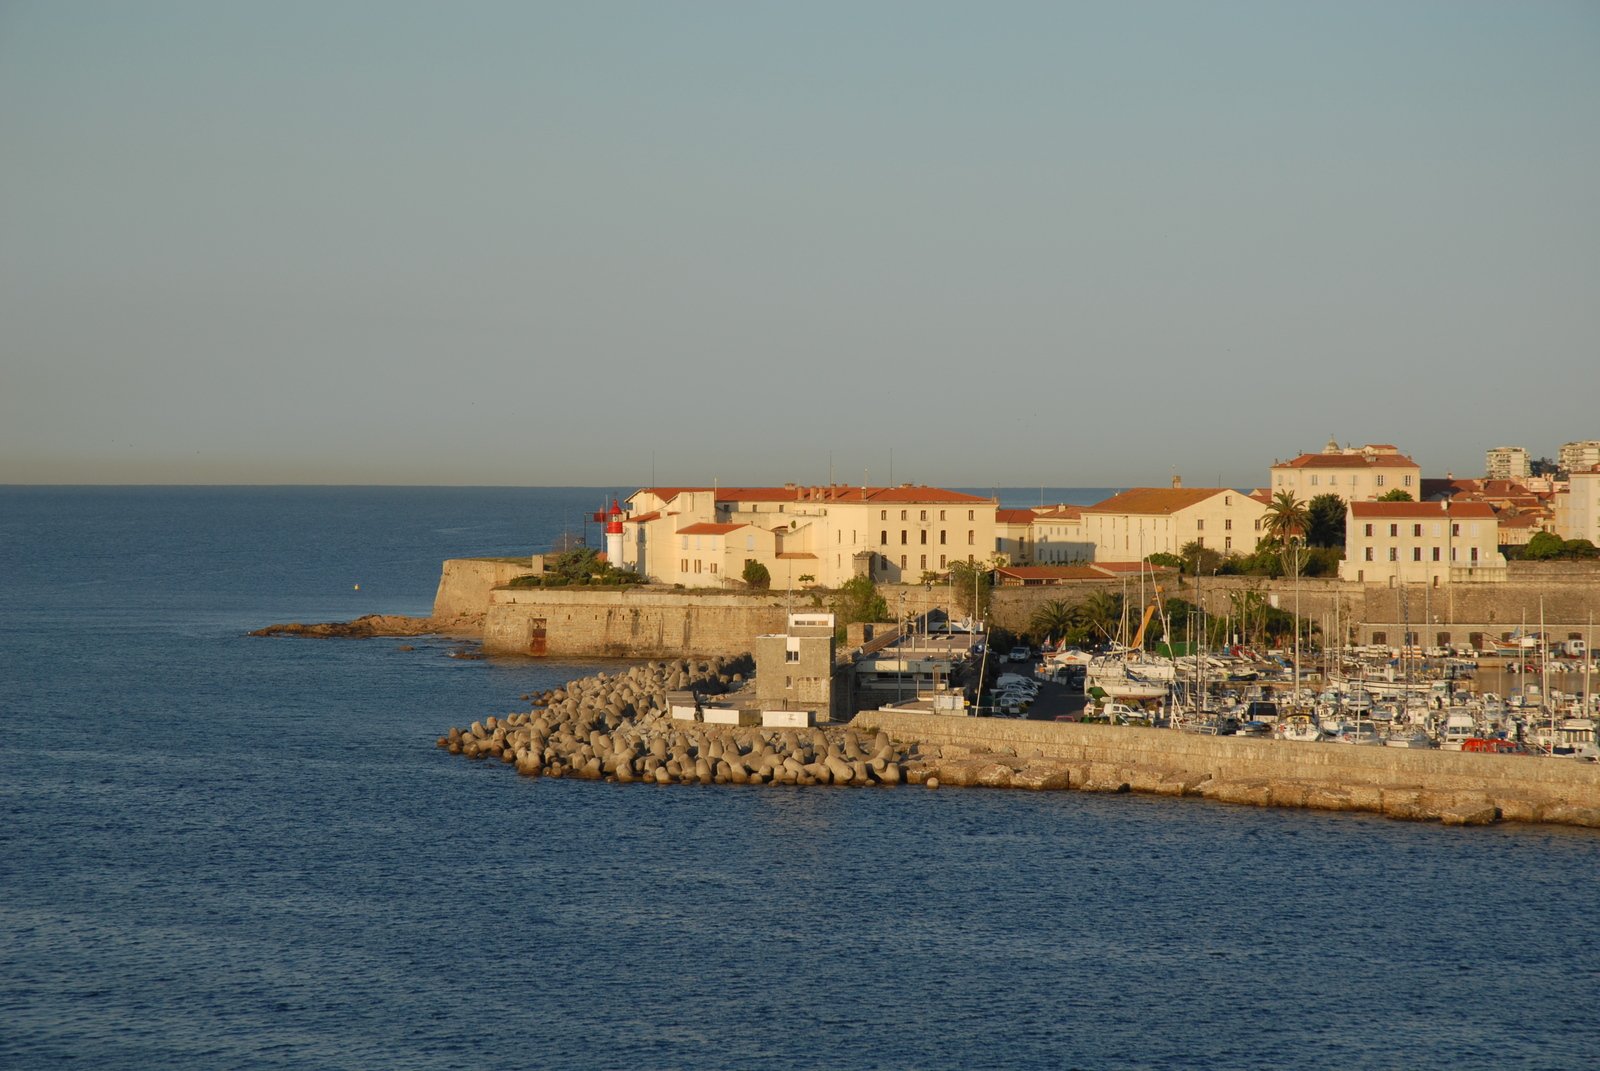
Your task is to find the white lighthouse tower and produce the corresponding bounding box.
[604,499,624,568]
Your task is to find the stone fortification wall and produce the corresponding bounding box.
[483,588,791,658]
[852,711,1600,824]
[432,558,536,625]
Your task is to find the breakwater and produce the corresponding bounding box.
[855,709,1600,828]
[438,661,1600,828]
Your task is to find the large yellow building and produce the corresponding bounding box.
[618,484,998,589]
[1081,483,1269,560]
[1270,441,1421,502]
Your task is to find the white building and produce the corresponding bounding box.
[1555,469,1600,545]
[1339,501,1506,585]
[1080,483,1268,560]
[1270,441,1421,502]
[1484,446,1530,481]
[1559,440,1600,475]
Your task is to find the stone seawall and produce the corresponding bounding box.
[483,588,792,658]
[851,711,1600,827]
[432,558,535,626]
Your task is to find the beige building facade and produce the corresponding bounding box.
[1081,485,1269,560]
[1271,441,1421,503]
[1559,440,1600,475]
[1339,501,1506,585]
[1555,469,1600,545]
[619,484,998,589]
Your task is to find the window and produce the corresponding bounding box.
[880,530,888,545]
[880,510,887,520]
[967,530,974,545]
[1413,548,1422,561]
[1470,547,1479,563]
[786,649,799,662]
[709,563,718,574]
[919,510,927,521]
[1413,524,1422,537]
[939,510,946,521]
[1225,519,1233,531]
[1405,475,1414,487]
[1225,496,1232,505]
[920,554,927,569]
[1196,536,1205,548]
[1364,524,1373,537]
[900,510,907,521]
[940,530,946,545]
[939,555,946,568]
[899,555,907,570]
[1451,547,1458,562]
[1225,537,1233,550]
[1389,524,1398,537]
[1451,523,1460,537]
[900,530,907,544]
[1364,548,1374,561]
[1432,547,1441,561]
[1376,475,1385,487]
[920,531,927,545]
[1311,475,1319,486]
[967,510,974,521]
[1197,519,1205,531]
[1389,548,1398,561]
[681,558,688,571]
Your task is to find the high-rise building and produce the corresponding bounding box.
[1484,446,1530,481]
[1558,440,1600,474]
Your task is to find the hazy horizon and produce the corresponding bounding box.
[3,3,1595,487]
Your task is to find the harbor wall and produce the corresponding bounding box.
[482,588,791,658]
[853,710,1600,824]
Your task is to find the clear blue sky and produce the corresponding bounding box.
[2,1,1595,487]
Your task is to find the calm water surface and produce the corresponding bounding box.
[2,488,1595,1070]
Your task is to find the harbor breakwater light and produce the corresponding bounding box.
[437,659,1600,829]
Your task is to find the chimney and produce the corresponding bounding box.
[1171,475,1182,489]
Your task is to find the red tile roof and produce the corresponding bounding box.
[995,509,1039,524]
[634,484,993,506]
[1349,501,1496,519]
[1083,488,1239,514]
[1275,452,1418,469]
[1090,561,1177,575]
[677,522,747,535]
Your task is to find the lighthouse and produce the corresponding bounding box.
[605,498,624,568]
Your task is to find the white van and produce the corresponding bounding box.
[1563,640,1587,658]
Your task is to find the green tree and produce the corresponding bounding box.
[742,559,771,589]
[1178,539,1224,576]
[1263,490,1310,548]
[831,575,889,629]
[949,559,995,621]
[1378,488,1414,502]
[1029,600,1080,643]
[1522,531,1564,560]
[1076,590,1125,646]
[1306,493,1347,548]
[1563,538,1599,559]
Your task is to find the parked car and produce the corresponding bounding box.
[1007,646,1033,663]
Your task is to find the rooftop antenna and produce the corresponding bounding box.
[889,447,894,485]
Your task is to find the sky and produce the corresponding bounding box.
[2,1,1596,488]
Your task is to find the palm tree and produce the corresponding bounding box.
[1030,600,1079,643]
[1263,490,1309,548]
[1076,591,1124,646]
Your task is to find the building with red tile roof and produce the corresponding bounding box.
[616,483,999,588]
[1340,500,1506,584]
[1080,480,1268,560]
[1270,441,1421,502]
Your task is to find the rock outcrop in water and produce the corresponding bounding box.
[251,614,444,639]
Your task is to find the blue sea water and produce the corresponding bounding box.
[2,487,1596,1071]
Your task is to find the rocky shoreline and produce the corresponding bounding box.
[437,659,1600,829]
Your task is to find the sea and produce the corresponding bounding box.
[1,486,1595,1071]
